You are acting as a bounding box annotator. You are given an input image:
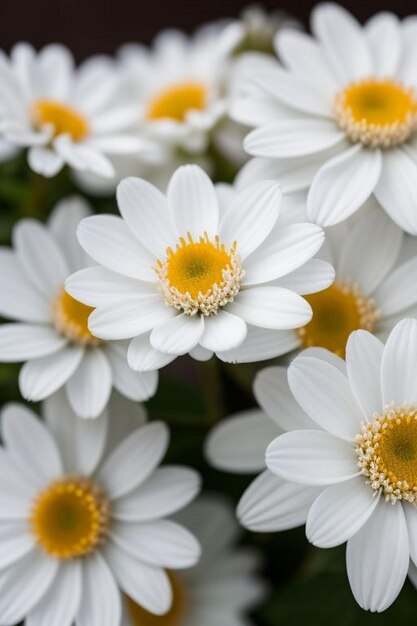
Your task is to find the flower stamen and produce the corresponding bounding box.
[53,288,101,346]
[31,100,90,141]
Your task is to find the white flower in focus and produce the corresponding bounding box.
[0,197,159,418]
[121,496,266,626]
[0,44,145,178]
[118,23,243,153]
[233,4,417,233]
[68,165,325,369]
[0,392,201,626]
[210,319,417,612]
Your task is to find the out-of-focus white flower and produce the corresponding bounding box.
[0,392,201,626]
[0,44,148,178]
[68,165,325,369]
[234,4,417,233]
[0,197,159,418]
[121,496,266,626]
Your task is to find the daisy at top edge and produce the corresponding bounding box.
[232,4,417,233]
[0,43,150,178]
[67,164,325,370]
[0,196,159,418]
[0,391,201,626]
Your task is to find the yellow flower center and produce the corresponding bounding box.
[146,82,207,122]
[30,477,110,559]
[355,405,417,504]
[126,573,187,626]
[155,232,243,316]
[297,283,379,358]
[334,79,417,148]
[32,99,90,141]
[53,288,101,346]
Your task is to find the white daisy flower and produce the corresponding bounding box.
[0,391,201,626]
[67,165,325,369]
[0,196,159,418]
[0,43,145,178]
[211,319,417,612]
[234,4,417,233]
[118,23,243,153]
[121,495,266,626]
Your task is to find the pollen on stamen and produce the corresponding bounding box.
[334,79,417,148]
[154,231,244,316]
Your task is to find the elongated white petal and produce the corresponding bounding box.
[65,349,112,419]
[306,477,379,548]
[274,258,335,295]
[0,324,67,362]
[48,197,91,273]
[365,12,401,76]
[66,266,149,307]
[0,522,35,569]
[266,430,358,485]
[128,334,176,372]
[346,500,409,612]
[237,469,322,532]
[200,311,247,352]
[205,409,279,473]
[76,553,121,626]
[373,256,417,317]
[28,146,64,178]
[346,331,383,419]
[217,326,299,364]
[381,318,417,405]
[150,314,204,355]
[105,344,158,401]
[0,448,38,519]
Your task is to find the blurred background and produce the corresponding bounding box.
[0,0,413,59]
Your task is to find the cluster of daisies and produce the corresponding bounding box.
[1,3,417,624]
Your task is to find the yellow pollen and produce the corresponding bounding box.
[155,232,243,316]
[297,283,379,358]
[334,79,417,148]
[31,99,89,141]
[126,573,188,626]
[30,477,110,559]
[146,82,207,122]
[53,288,101,346]
[355,405,417,504]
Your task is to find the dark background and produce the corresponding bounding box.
[0,0,413,60]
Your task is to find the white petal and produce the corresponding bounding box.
[0,550,58,625]
[105,344,158,401]
[189,344,213,361]
[66,348,112,419]
[76,553,121,626]
[0,249,50,322]
[409,561,417,589]
[346,331,384,419]
[373,256,417,317]
[266,430,358,485]
[346,500,409,612]
[150,314,204,355]
[27,560,82,626]
[237,469,322,532]
[42,389,108,476]
[66,266,151,307]
[274,258,335,295]
[301,346,347,373]
[254,366,316,431]
[128,334,176,372]
[0,448,38,519]
[89,297,174,340]
[48,197,91,272]
[365,12,401,77]
[205,409,279,473]
[117,177,174,258]
[1,403,62,483]
[228,287,312,330]
[110,520,200,569]
[217,326,299,364]
[0,522,35,569]
[374,147,417,235]
[200,311,247,352]
[0,324,66,362]
[311,3,372,81]
[306,477,379,548]
[245,119,344,158]
[103,543,172,615]
[244,222,324,284]
[219,181,282,259]
[112,466,201,522]
[27,146,64,177]
[13,219,68,298]
[19,345,84,401]
[337,206,403,294]
[308,146,382,226]
[167,165,219,240]
[403,505,417,567]
[288,356,363,440]
[381,318,417,405]
[77,215,155,282]
[98,422,169,498]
